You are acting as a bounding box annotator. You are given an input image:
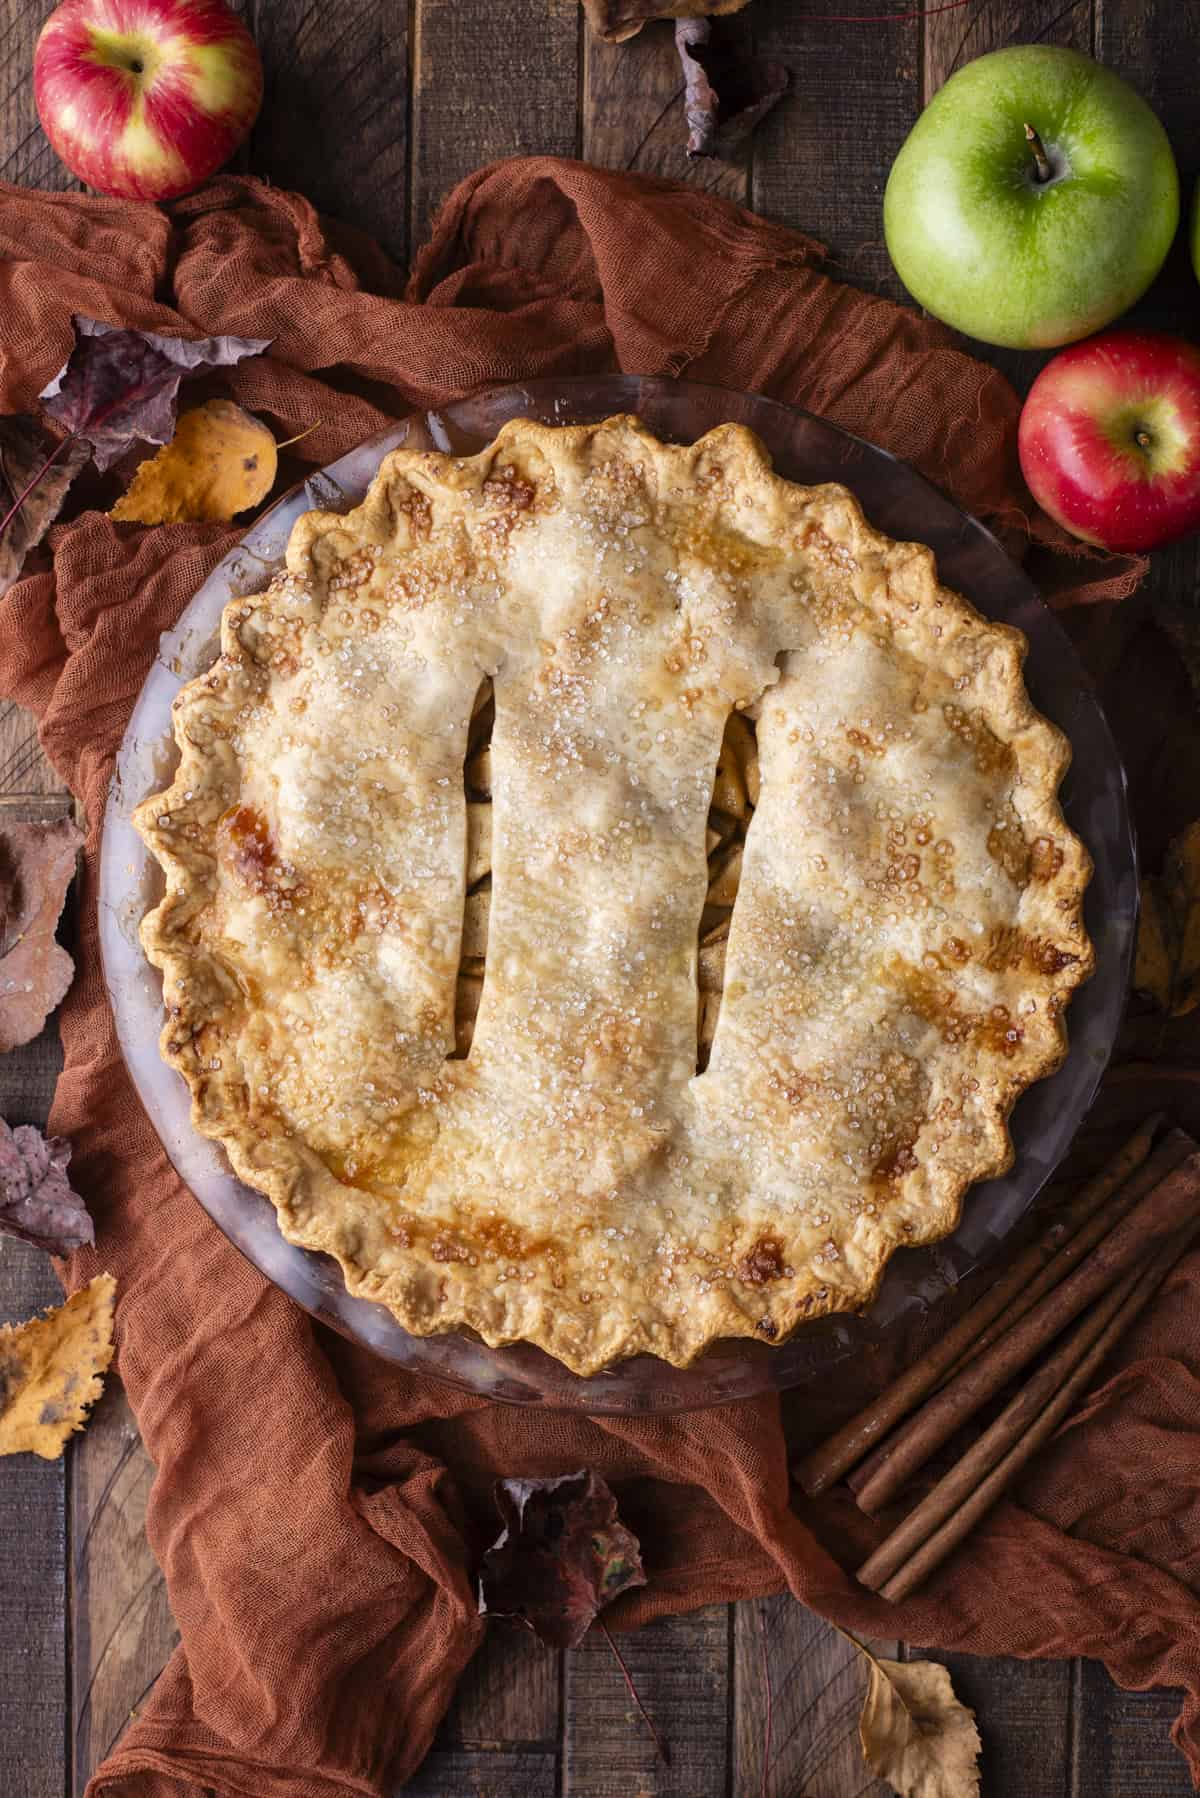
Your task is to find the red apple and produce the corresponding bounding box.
[1018,331,1200,554]
[34,0,262,202]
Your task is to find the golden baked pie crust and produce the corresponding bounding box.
[136,417,1093,1375]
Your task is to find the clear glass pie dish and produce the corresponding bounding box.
[99,375,1137,1414]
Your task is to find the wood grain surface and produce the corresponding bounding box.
[0,794,70,1798]
[1,0,1197,1794]
[250,0,410,261]
[582,20,749,203]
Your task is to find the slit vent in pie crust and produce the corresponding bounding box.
[135,416,1093,1375]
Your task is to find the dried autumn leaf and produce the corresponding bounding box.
[478,1469,647,1648]
[582,0,748,44]
[0,1273,116,1459]
[0,817,84,1053]
[111,400,278,525]
[676,17,788,158]
[859,1657,981,1798]
[1135,821,1200,1015]
[40,315,271,472]
[0,417,90,597]
[0,1118,93,1255]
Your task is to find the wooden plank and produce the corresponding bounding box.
[0,0,79,189]
[1071,1659,1194,1795]
[750,0,919,302]
[927,1650,1071,1797]
[399,1747,557,1797]
[70,1384,177,1795]
[924,0,1092,98]
[247,0,409,263]
[0,1237,67,1798]
[734,1596,896,1798]
[438,1619,559,1747]
[403,1618,560,1794]
[1095,0,1200,161]
[1092,0,1200,868]
[0,829,68,1798]
[1049,0,1200,1705]
[410,0,580,253]
[581,18,750,204]
[563,1606,729,1796]
[0,702,69,799]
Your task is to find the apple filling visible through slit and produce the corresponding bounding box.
[452,682,757,1064]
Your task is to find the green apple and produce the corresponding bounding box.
[884,46,1179,350]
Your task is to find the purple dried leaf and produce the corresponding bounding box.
[478,1470,647,1649]
[0,1118,93,1255]
[39,315,272,472]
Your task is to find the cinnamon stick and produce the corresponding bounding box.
[859,1221,1198,1603]
[793,1116,1173,1497]
[846,1127,1194,1499]
[935,1127,1192,1382]
[855,1259,1145,1593]
[853,1151,1200,1515]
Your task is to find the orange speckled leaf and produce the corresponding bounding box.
[111,400,278,525]
[0,1273,116,1460]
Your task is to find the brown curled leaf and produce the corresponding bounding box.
[859,1655,982,1798]
[0,1118,93,1255]
[0,417,91,597]
[1134,821,1200,1016]
[478,1469,647,1648]
[583,0,749,45]
[676,17,789,158]
[0,817,84,1053]
[0,1273,116,1460]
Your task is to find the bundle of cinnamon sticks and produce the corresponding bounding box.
[794,1116,1200,1603]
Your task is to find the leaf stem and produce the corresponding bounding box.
[274,421,322,451]
[829,1619,925,1726]
[0,432,77,542]
[829,1617,881,1670]
[598,1621,671,1767]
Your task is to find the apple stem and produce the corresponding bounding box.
[1023,122,1052,184]
[1136,430,1152,451]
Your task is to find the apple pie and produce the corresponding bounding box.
[136,416,1092,1374]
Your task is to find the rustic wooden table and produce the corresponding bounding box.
[2,1,1197,1793]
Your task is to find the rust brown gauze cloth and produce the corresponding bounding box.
[2,158,1198,1798]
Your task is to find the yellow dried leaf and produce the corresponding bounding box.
[0,1273,116,1460]
[1135,822,1200,1016]
[110,399,277,525]
[859,1656,981,1798]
